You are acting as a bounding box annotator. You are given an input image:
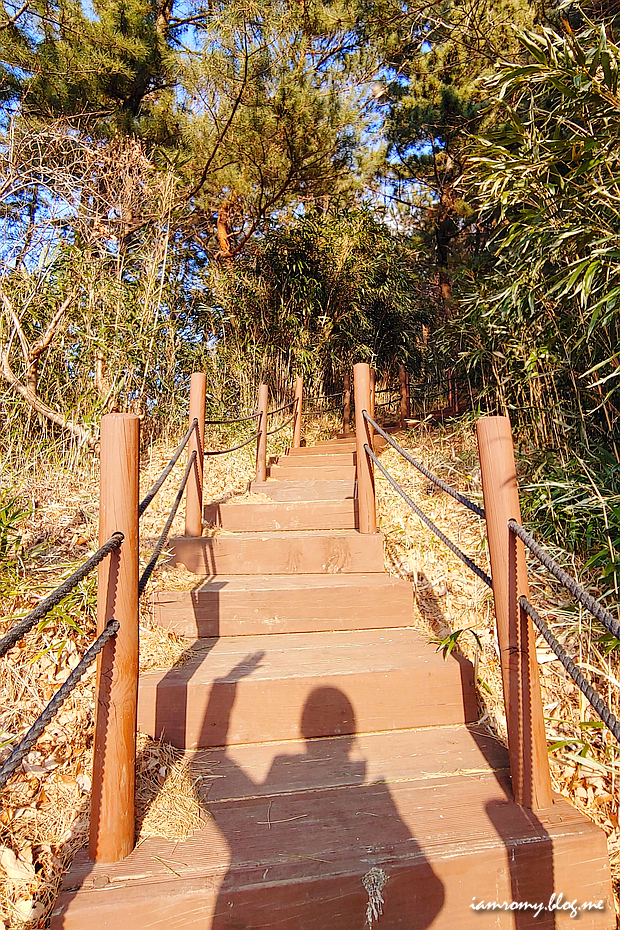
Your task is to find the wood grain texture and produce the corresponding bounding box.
[477,416,553,810]
[185,373,206,538]
[54,729,613,929]
[151,572,413,637]
[90,413,140,863]
[136,628,477,747]
[166,530,385,574]
[204,499,357,532]
[354,363,377,534]
[268,464,356,480]
[249,479,355,500]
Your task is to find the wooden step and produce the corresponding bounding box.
[278,452,356,466]
[53,726,613,929]
[268,463,356,480]
[250,479,355,501]
[166,529,383,575]
[137,629,477,748]
[289,442,356,455]
[204,498,357,532]
[152,573,413,637]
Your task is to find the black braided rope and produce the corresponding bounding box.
[365,444,493,588]
[266,409,297,436]
[363,411,485,519]
[0,534,123,659]
[0,619,120,790]
[509,520,620,642]
[205,412,260,425]
[204,430,261,456]
[139,452,195,596]
[520,597,620,744]
[374,396,399,409]
[139,419,198,517]
[268,399,296,417]
[305,406,341,415]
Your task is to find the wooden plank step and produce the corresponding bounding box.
[53,726,612,929]
[204,498,357,532]
[137,628,477,748]
[290,442,356,455]
[249,479,355,501]
[166,529,384,575]
[268,463,356,480]
[278,452,356,466]
[152,573,413,637]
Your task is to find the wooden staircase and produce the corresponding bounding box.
[52,436,614,929]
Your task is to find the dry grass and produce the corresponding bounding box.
[0,410,339,928]
[2,408,619,926]
[374,416,620,919]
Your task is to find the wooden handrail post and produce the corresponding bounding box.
[90,413,139,862]
[185,372,206,537]
[399,364,409,430]
[354,362,377,534]
[256,383,269,482]
[292,375,303,448]
[343,372,351,436]
[476,416,553,810]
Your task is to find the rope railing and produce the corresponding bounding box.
[364,412,485,518]
[267,399,296,417]
[0,619,120,790]
[139,451,196,596]
[266,408,297,436]
[204,429,261,456]
[519,597,620,744]
[508,519,620,641]
[0,532,124,658]
[204,411,260,425]
[374,395,399,409]
[505,519,620,744]
[305,405,341,415]
[364,442,492,588]
[139,419,198,517]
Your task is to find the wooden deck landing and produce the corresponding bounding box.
[53,437,614,929]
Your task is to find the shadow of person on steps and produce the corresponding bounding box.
[198,652,445,930]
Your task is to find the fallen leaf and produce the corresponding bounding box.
[0,846,36,881]
[14,899,45,921]
[76,773,91,793]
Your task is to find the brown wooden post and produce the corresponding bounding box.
[399,364,409,430]
[185,372,206,537]
[354,362,377,534]
[256,383,269,483]
[292,375,303,449]
[476,416,553,810]
[90,413,139,862]
[343,372,351,436]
